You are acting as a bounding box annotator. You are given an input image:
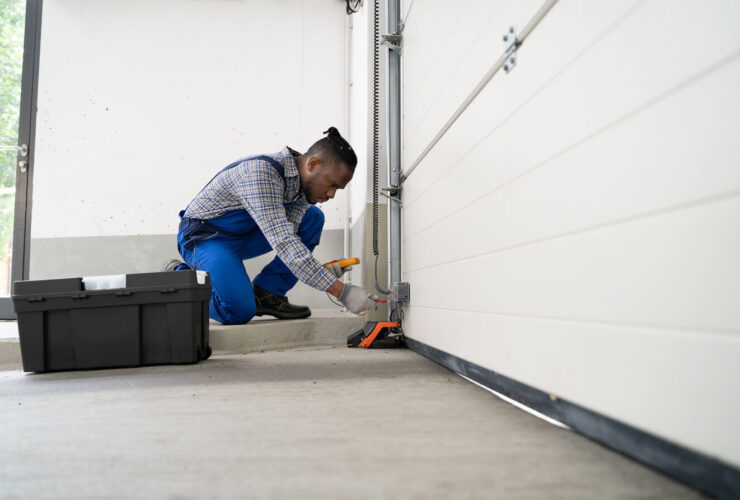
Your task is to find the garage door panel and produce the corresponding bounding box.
[402,0,643,200]
[401,0,740,471]
[403,0,546,173]
[403,58,740,271]
[402,0,740,209]
[406,197,740,335]
[402,0,412,21]
[403,0,513,157]
[402,0,471,110]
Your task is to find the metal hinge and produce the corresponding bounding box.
[380,185,402,205]
[0,144,28,172]
[503,26,518,73]
[0,144,27,156]
[381,33,402,52]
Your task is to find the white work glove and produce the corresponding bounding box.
[339,284,379,315]
[324,261,353,279]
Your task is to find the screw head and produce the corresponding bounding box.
[510,57,516,64]
[503,35,508,42]
[509,27,514,34]
[504,64,509,72]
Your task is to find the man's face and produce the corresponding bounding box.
[302,157,353,205]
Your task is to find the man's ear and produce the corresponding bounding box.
[307,156,321,173]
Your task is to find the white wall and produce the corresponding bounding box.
[347,3,370,288]
[401,0,740,467]
[349,2,370,226]
[347,0,389,292]
[32,0,349,239]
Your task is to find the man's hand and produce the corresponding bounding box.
[324,261,353,279]
[338,284,379,315]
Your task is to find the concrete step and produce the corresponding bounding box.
[0,312,364,371]
[210,311,363,354]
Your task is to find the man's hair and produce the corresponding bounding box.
[305,127,357,172]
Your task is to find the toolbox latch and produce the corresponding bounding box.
[27,296,44,304]
[160,288,178,294]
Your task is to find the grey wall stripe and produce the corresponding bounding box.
[405,337,740,499]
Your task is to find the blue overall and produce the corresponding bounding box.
[176,156,324,325]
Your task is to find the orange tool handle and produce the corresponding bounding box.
[324,257,360,270]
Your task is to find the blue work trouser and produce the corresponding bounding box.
[177,206,324,325]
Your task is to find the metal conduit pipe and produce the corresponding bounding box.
[343,13,353,285]
[387,0,403,321]
[400,0,559,182]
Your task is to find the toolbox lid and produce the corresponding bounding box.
[12,270,209,298]
[13,277,83,296]
[125,270,208,288]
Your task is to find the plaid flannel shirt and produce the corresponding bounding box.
[184,146,337,291]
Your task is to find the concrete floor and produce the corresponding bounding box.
[0,347,703,499]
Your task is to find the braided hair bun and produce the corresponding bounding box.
[322,126,358,170]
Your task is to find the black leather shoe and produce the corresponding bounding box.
[253,285,311,320]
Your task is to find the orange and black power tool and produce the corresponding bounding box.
[325,258,404,348]
[347,320,404,349]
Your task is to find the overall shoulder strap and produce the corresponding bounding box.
[218,154,284,177]
[185,154,285,214]
[250,155,284,177]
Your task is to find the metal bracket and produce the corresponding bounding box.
[382,185,402,195]
[380,185,402,206]
[0,144,29,172]
[380,192,402,206]
[381,33,402,52]
[503,26,518,73]
[0,144,26,156]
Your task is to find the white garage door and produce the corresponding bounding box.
[400,0,740,469]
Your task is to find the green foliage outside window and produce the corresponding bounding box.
[0,0,24,260]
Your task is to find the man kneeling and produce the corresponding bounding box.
[166,127,377,324]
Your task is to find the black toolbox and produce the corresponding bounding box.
[12,270,212,373]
